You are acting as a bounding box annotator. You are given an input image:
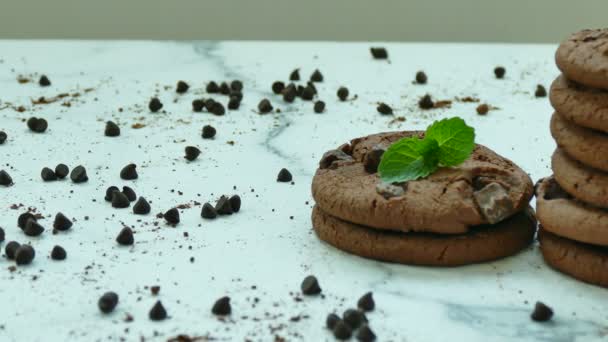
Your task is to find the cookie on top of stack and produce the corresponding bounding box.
[537,28,608,287]
[311,130,536,266]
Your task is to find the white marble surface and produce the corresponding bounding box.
[0,41,607,342]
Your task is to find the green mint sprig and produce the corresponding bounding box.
[378,117,475,183]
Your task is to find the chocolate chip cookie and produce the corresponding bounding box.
[550,75,608,133]
[555,28,608,90]
[552,148,608,208]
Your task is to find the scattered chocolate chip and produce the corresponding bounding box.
[0,131,7,144]
[192,99,205,112]
[39,75,51,86]
[276,168,292,182]
[133,197,151,215]
[230,80,243,92]
[310,69,323,82]
[120,163,138,180]
[0,170,13,186]
[27,117,48,133]
[476,103,489,115]
[204,99,216,110]
[217,82,229,95]
[415,71,428,84]
[215,196,233,215]
[53,212,73,231]
[228,97,240,110]
[211,296,231,316]
[24,219,44,236]
[376,103,393,115]
[333,320,352,340]
[494,66,506,79]
[319,150,353,169]
[282,84,297,103]
[0,227,4,242]
[54,164,69,179]
[206,81,219,93]
[326,313,340,330]
[105,186,119,202]
[5,241,20,259]
[343,309,366,329]
[209,101,226,116]
[272,81,285,94]
[289,69,300,81]
[535,85,547,97]
[164,208,180,225]
[301,85,315,101]
[202,125,216,139]
[258,99,273,114]
[337,87,349,101]
[418,94,434,109]
[105,121,120,137]
[50,245,67,260]
[176,80,189,94]
[98,292,119,314]
[15,244,35,265]
[150,285,161,295]
[357,292,375,311]
[184,146,201,161]
[148,98,163,112]
[370,47,388,59]
[531,301,553,322]
[122,186,137,202]
[300,275,321,295]
[112,191,131,208]
[356,324,376,342]
[230,91,243,101]
[18,213,36,229]
[70,165,88,183]
[116,227,134,245]
[229,195,241,212]
[41,167,57,181]
[201,203,218,219]
[314,101,325,113]
[363,147,385,173]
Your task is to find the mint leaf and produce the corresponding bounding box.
[378,137,439,183]
[425,117,475,166]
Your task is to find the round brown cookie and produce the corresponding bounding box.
[550,74,608,133]
[312,131,534,234]
[539,228,608,288]
[312,205,536,267]
[536,176,608,247]
[555,28,608,90]
[552,148,608,208]
[550,112,608,172]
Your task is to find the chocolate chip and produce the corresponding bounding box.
[337,87,349,101]
[276,168,293,182]
[164,208,180,225]
[55,164,69,179]
[215,196,233,215]
[209,101,226,116]
[148,98,163,112]
[229,195,241,213]
[343,309,366,329]
[314,101,326,113]
[476,104,489,115]
[206,81,219,93]
[494,66,506,79]
[120,163,138,180]
[15,244,35,265]
[192,99,205,112]
[50,245,67,260]
[370,47,388,59]
[219,82,230,95]
[53,212,73,231]
[301,85,315,101]
[184,146,201,161]
[5,241,20,259]
[535,84,547,98]
[258,99,273,114]
[0,170,13,186]
[310,69,323,82]
[0,227,4,242]
[333,320,352,340]
[176,80,189,94]
[27,117,48,133]
[201,202,218,219]
[282,84,297,103]
[116,227,134,245]
[149,301,168,321]
[24,219,44,236]
[202,125,216,139]
[418,94,434,109]
[415,71,428,84]
[300,275,321,295]
[326,313,340,329]
[473,182,514,224]
[376,103,393,115]
[211,296,231,315]
[39,75,51,86]
[105,121,120,137]
[0,131,7,144]
[289,69,300,81]
[272,81,285,94]
[356,324,376,342]
[357,292,375,311]
[230,80,243,92]
[133,197,151,215]
[98,292,119,314]
[112,191,131,208]
[105,186,119,202]
[531,301,553,322]
[70,165,88,183]
[543,178,570,200]
[41,167,58,181]
[363,146,385,173]
[228,97,240,110]
[18,213,36,229]
[150,285,161,295]
[122,186,137,201]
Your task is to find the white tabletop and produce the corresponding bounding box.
[0,40,605,342]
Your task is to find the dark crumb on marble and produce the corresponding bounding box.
[476,103,489,115]
[0,131,7,144]
[98,292,119,314]
[120,163,138,180]
[39,75,51,86]
[289,69,300,81]
[418,94,434,110]
[258,99,273,114]
[202,125,216,139]
[531,301,553,322]
[148,98,163,112]
[310,69,323,82]
[192,99,205,112]
[55,164,69,179]
[201,203,218,219]
[357,292,375,312]
[211,296,231,316]
[326,313,340,329]
[337,87,349,101]
[116,227,134,245]
[376,103,393,115]
[206,81,219,93]
[50,245,67,260]
[494,66,506,79]
[176,80,189,94]
[151,286,160,296]
[314,100,325,113]
[370,47,388,59]
[535,84,547,97]
[27,117,48,133]
[0,170,13,186]
[184,146,201,161]
[300,275,321,295]
[356,324,377,342]
[415,71,427,84]
[41,167,58,181]
[105,121,120,137]
[149,300,168,321]
[164,208,180,225]
[272,81,285,94]
[333,320,352,340]
[133,196,151,214]
[277,168,293,182]
[15,244,35,265]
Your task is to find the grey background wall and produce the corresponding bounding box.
[0,0,606,42]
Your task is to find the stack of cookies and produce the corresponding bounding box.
[311,131,535,266]
[537,28,608,287]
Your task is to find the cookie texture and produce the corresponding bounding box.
[552,148,608,208]
[312,206,536,267]
[312,131,534,234]
[555,29,608,90]
[539,229,608,288]
[536,176,608,247]
[550,112,608,172]
[550,75,608,133]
